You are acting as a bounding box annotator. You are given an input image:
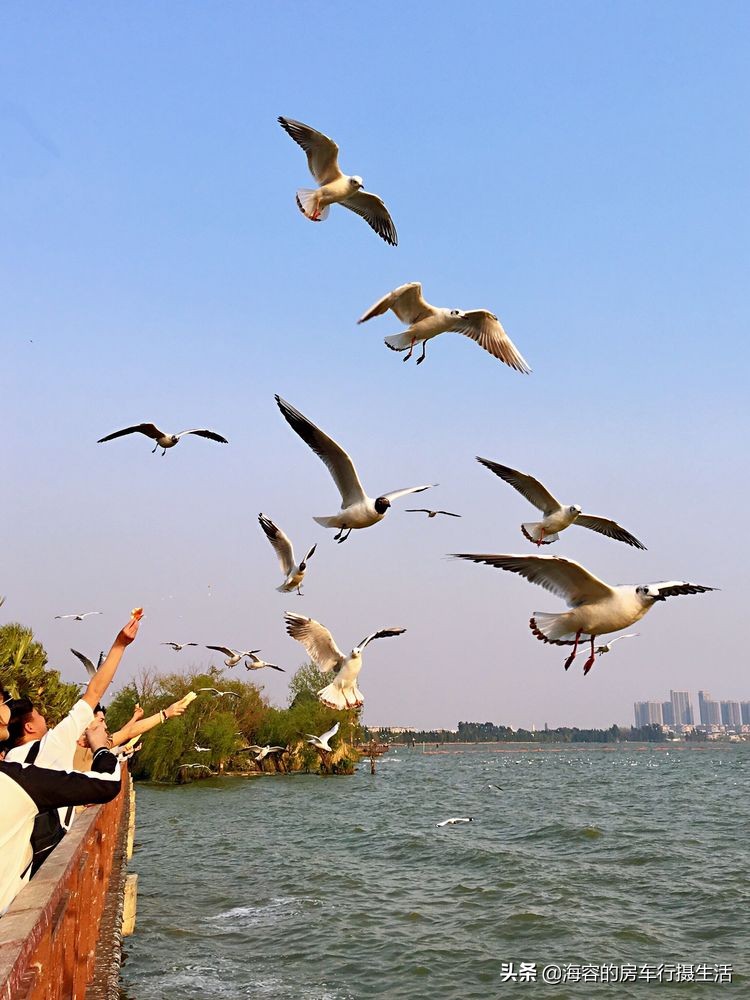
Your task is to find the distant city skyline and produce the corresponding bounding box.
[634,689,750,730]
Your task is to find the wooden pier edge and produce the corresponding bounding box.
[0,769,135,1000]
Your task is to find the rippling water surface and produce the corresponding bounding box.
[120,744,749,999]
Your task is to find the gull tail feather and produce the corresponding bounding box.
[521,522,558,545]
[296,189,329,221]
[530,613,580,645]
[317,682,364,711]
[384,332,415,352]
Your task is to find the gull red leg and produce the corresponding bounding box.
[536,527,545,547]
[416,341,427,364]
[564,630,582,671]
[583,636,597,675]
[403,338,416,362]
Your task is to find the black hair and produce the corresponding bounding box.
[6,697,35,748]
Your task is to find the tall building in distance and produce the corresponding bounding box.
[720,701,742,728]
[634,702,664,727]
[670,690,694,727]
[742,702,750,726]
[662,701,675,726]
[699,691,721,726]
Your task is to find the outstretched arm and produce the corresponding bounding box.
[83,616,140,709]
[108,697,188,746]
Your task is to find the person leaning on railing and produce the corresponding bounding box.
[0,693,123,915]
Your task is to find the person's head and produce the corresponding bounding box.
[6,698,47,747]
[77,706,108,749]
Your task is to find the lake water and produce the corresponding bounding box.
[119,743,749,999]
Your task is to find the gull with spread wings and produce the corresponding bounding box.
[70,648,104,678]
[97,423,228,455]
[258,514,316,594]
[476,457,646,549]
[451,553,715,675]
[245,652,285,673]
[284,613,405,710]
[278,117,397,246]
[55,611,102,621]
[275,395,434,543]
[306,721,340,753]
[205,645,261,668]
[358,282,530,371]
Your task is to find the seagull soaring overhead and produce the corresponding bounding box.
[277,116,398,246]
[97,423,228,455]
[244,652,285,673]
[205,645,261,668]
[285,612,405,710]
[239,744,287,762]
[162,642,199,651]
[451,553,715,675]
[55,611,102,621]
[196,687,241,699]
[258,514,316,595]
[476,457,647,549]
[275,395,435,543]
[405,509,462,519]
[306,721,340,752]
[595,634,639,656]
[70,648,104,678]
[358,282,531,371]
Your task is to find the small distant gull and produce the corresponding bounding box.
[595,634,639,656]
[70,648,104,678]
[405,509,461,519]
[488,784,502,791]
[162,642,199,651]
[179,763,211,772]
[278,116,398,246]
[238,744,287,762]
[97,423,228,456]
[258,514,316,595]
[196,687,241,699]
[276,395,434,543]
[306,721,340,752]
[206,645,262,668]
[245,652,285,673]
[285,612,405,710]
[358,282,530,371]
[451,552,715,675]
[55,611,102,621]
[476,457,647,549]
[194,743,211,753]
[437,817,473,827]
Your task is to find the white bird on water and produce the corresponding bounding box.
[437,817,473,827]
[306,721,340,752]
[55,611,102,621]
[162,642,199,651]
[70,649,104,678]
[275,395,434,543]
[258,514,316,595]
[245,652,286,673]
[97,423,228,455]
[451,552,715,675]
[277,117,398,246]
[358,282,531,371]
[285,612,405,710]
[205,645,261,668]
[476,457,646,549]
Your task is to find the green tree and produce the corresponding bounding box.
[0,622,80,726]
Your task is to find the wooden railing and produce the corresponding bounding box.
[0,769,132,1000]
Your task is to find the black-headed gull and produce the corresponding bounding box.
[196,687,241,699]
[405,508,461,519]
[54,611,102,621]
[97,423,228,455]
[476,457,647,549]
[238,744,287,762]
[162,642,199,651]
[306,721,340,752]
[595,634,639,656]
[358,282,530,371]
[451,553,715,675]
[258,514,316,595]
[244,652,285,673]
[194,743,211,753]
[205,645,261,668]
[278,117,397,246]
[284,612,405,710]
[70,648,104,678]
[275,395,434,543]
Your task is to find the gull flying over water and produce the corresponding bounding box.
[285,612,405,710]
[278,117,398,246]
[162,642,199,651]
[70,648,104,678]
[179,763,211,773]
[276,395,434,543]
[97,423,228,455]
[258,514,316,594]
[306,721,340,752]
[245,652,285,673]
[55,611,102,621]
[239,744,287,762]
[358,282,530,371]
[206,645,261,668]
[451,553,715,675]
[405,509,461,519]
[476,457,647,549]
[437,817,473,827]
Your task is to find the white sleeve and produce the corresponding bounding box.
[31,699,95,770]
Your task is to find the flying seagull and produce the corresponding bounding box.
[476,457,647,549]
[97,423,228,455]
[70,648,105,678]
[595,634,639,656]
[437,817,473,827]
[161,642,199,651]
[278,116,398,246]
[451,552,715,675]
[258,514,316,595]
[358,282,531,371]
[285,612,405,710]
[205,645,261,668]
[178,763,211,772]
[275,395,434,543]
[194,743,211,753]
[306,721,340,752]
[405,509,461,519]
[245,652,286,673]
[238,744,287,762]
[54,611,102,621]
[196,687,241,699]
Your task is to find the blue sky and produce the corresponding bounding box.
[3,1,749,728]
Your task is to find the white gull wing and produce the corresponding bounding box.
[306,720,340,747]
[275,396,366,507]
[340,190,398,246]
[381,485,435,504]
[357,627,406,650]
[451,553,614,607]
[258,514,295,575]
[451,311,531,373]
[70,648,96,678]
[284,613,345,673]
[277,117,342,184]
[357,282,434,326]
[606,633,639,646]
[576,514,646,550]
[476,458,561,515]
[205,645,237,658]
